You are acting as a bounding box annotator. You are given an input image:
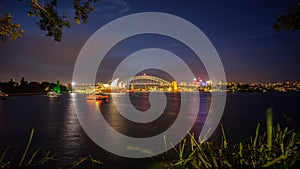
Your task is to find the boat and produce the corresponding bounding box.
[0,91,8,100]
[47,91,58,97]
[86,94,108,101]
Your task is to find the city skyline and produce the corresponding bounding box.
[1,0,300,83]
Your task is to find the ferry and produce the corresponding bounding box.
[86,94,108,101]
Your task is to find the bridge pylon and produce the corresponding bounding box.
[171,81,178,92]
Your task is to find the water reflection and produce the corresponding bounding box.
[74,92,213,158]
[62,97,81,144]
[1,93,300,168]
[0,101,4,130]
[99,93,182,138]
[79,92,209,146]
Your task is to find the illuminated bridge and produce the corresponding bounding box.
[73,75,202,93]
[118,75,171,88]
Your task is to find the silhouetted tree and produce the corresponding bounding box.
[274,2,300,32]
[0,0,101,42]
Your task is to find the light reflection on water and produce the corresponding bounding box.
[74,92,209,159]
[0,92,210,167]
[0,92,300,168]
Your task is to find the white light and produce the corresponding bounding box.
[71,82,76,86]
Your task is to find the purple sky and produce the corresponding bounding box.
[1,0,300,83]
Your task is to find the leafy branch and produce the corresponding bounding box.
[0,0,101,42]
[273,2,300,32]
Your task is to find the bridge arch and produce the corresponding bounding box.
[119,75,171,88]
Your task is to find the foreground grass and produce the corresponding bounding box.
[1,109,299,169]
[151,109,300,169]
[0,129,102,169]
[151,126,299,169]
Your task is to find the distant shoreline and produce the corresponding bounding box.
[6,93,46,96]
[4,90,300,97]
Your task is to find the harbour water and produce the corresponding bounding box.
[0,92,299,168]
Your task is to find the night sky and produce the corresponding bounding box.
[1,0,300,83]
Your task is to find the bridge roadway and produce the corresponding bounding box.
[118,75,200,88]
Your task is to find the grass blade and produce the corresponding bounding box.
[0,145,12,163]
[18,128,34,167]
[266,108,273,151]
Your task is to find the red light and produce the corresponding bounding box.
[143,73,146,76]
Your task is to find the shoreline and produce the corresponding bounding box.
[6,92,67,96]
[7,93,46,96]
[4,90,300,96]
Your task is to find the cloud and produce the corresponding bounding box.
[93,0,130,18]
[220,26,276,43]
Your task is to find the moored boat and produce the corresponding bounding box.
[47,91,58,97]
[0,91,8,100]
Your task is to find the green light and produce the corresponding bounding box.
[53,80,61,93]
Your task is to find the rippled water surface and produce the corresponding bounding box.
[0,92,299,168]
